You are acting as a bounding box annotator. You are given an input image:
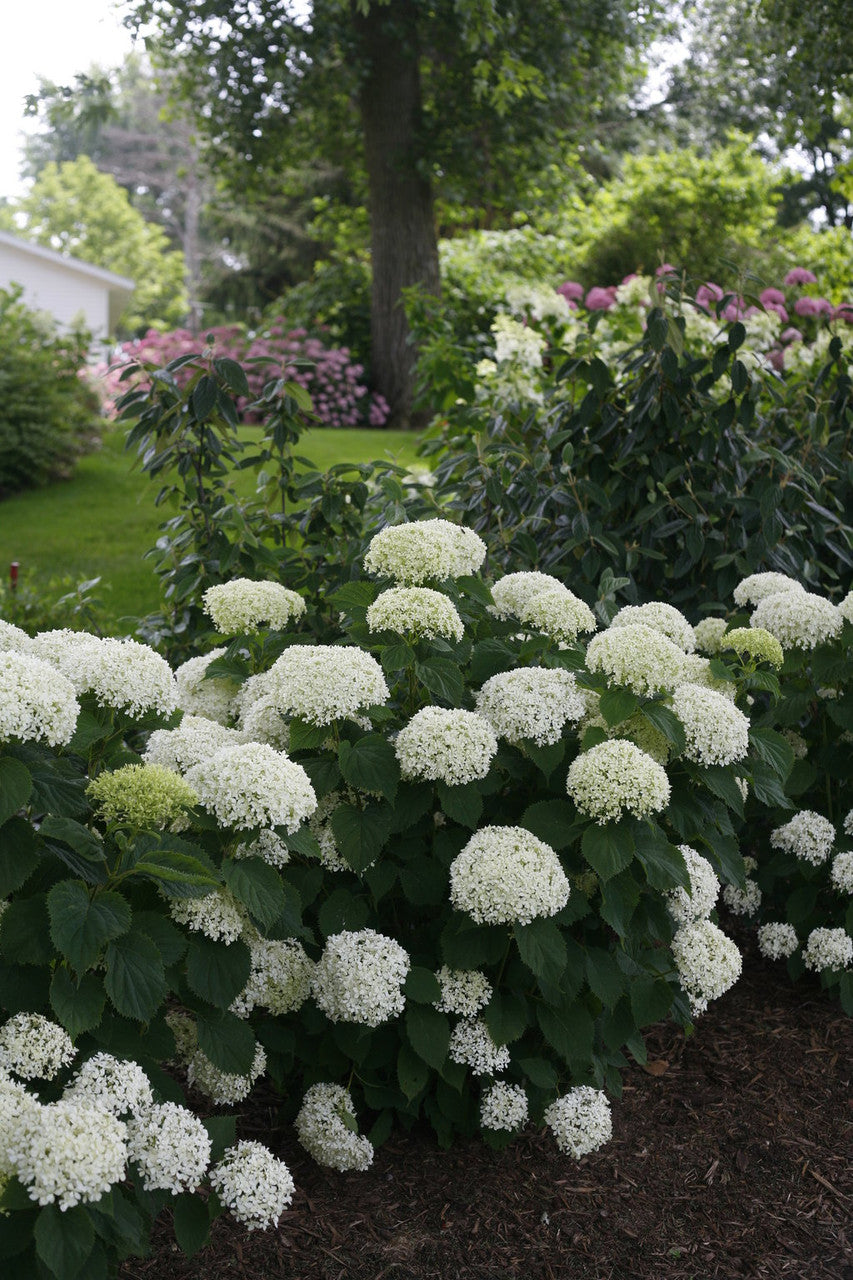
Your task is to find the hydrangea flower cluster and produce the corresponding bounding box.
[756,922,799,960]
[751,590,842,650]
[665,845,720,925]
[312,930,410,1026]
[174,648,238,724]
[186,741,317,831]
[489,571,565,620]
[231,938,314,1017]
[585,624,687,694]
[670,683,750,766]
[394,706,498,786]
[733,572,804,607]
[475,667,586,746]
[8,1099,127,1209]
[694,616,729,655]
[543,1087,612,1159]
[262,645,390,725]
[720,626,784,668]
[126,1102,211,1192]
[187,1042,267,1105]
[87,763,199,829]
[170,888,249,944]
[721,880,763,916]
[234,828,291,868]
[294,1083,374,1171]
[770,810,835,865]
[364,519,486,584]
[202,579,306,633]
[610,602,696,652]
[433,967,493,1018]
[830,852,853,895]
[671,919,743,1015]
[32,632,177,717]
[480,1082,529,1132]
[143,715,246,773]
[0,651,79,747]
[0,1013,76,1081]
[64,1053,153,1117]
[0,618,32,652]
[449,826,570,925]
[209,1140,296,1230]
[517,586,597,644]
[566,740,670,823]
[802,927,852,972]
[448,1017,511,1076]
[366,586,464,641]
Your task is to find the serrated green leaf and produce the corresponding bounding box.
[338,734,400,802]
[0,817,41,896]
[748,727,794,779]
[397,1041,429,1099]
[289,718,329,752]
[406,1004,450,1069]
[403,966,442,1004]
[203,1115,237,1162]
[584,948,625,1008]
[521,800,581,850]
[172,1193,211,1259]
[581,821,635,882]
[35,1204,93,1280]
[132,850,220,899]
[640,702,686,752]
[49,968,105,1038]
[104,929,166,1022]
[514,918,567,986]
[599,870,640,937]
[0,758,32,826]
[436,780,482,828]
[329,803,393,874]
[630,975,673,1027]
[132,912,187,967]
[536,1000,594,1068]
[48,883,131,972]
[414,657,464,705]
[482,989,527,1046]
[518,1056,558,1091]
[599,688,639,727]
[634,825,690,891]
[0,895,54,965]
[39,817,104,863]
[186,936,251,1009]
[222,856,285,928]
[196,1009,257,1076]
[317,887,370,938]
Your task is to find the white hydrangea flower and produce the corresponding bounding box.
[742,856,758,874]
[721,626,784,668]
[263,645,390,726]
[395,706,498,786]
[307,789,348,872]
[665,845,720,925]
[671,919,742,1015]
[693,617,730,655]
[475,667,586,746]
[751,590,843,650]
[489,571,566,620]
[86,763,199,830]
[63,1053,153,1117]
[610,603,696,652]
[770,810,835,866]
[313,929,410,1027]
[364,519,486,585]
[566,740,670,824]
[164,1010,198,1063]
[756,922,799,960]
[143,714,246,773]
[845,809,853,837]
[31,632,177,717]
[670,683,750,766]
[127,1101,211,1192]
[239,693,291,750]
[187,1042,267,1105]
[449,825,570,925]
[830,851,853,894]
[433,967,493,1018]
[0,651,79,747]
[518,587,597,644]
[230,938,314,1017]
[448,1017,511,1076]
[585,624,688,695]
[492,313,547,367]
[0,1013,76,1081]
[839,589,853,624]
[202,579,306,634]
[170,887,248,943]
[802,926,853,972]
[480,1082,529,1132]
[209,1140,296,1230]
[185,741,317,831]
[366,586,464,641]
[8,1099,127,1209]
[0,619,32,652]
[733,572,804,607]
[543,1087,612,1159]
[679,653,738,700]
[721,880,762,916]
[234,829,291,868]
[294,1083,374,1172]
[0,1069,39,1176]
[782,729,809,760]
[174,648,239,724]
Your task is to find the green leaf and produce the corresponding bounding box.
[203,1115,237,1162]
[640,703,686,752]
[317,887,370,938]
[750,760,793,810]
[131,849,220,898]
[191,374,218,420]
[49,968,105,1038]
[380,641,416,672]
[0,757,32,826]
[172,1193,211,1259]
[399,858,446,906]
[132,912,187,967]
[482,990,527,1046]
[414,657,464,705]
[196,1009,256,1076]
[630,975,673,1028]
[329,803,393,873]
[748,727,794,779]
[599,870,641,937]
[328,581,378,613]
[0,817,41,896]
[39,817,104,863]
[289,718,328,752]
[695,765,744,815]
[514,918,567,986]
[436,781,482,828]
[34,1204,93,1280]
[584,948,625,1008]
[456,575,493,604]
[397,1042,429,1099]
[0,895,54,965]
[518,1056,558,1091]
[634,825,690,892]
[104,928,166,1022]
[440,914,507,968]
[48,883,131,972]
[521,800,580,850]
[523,740,565,781]
[785,884,819,925]
[598,688,639,727]
[222,856,285,928]
[403,966,442,1004]
[0,961,49,1012]
[406,1004,450,1069]
[390,781,433,834]
[536,1000,594,1068]
[186,936,251,1009]
[338,734,400,802]
[581,821,635,882]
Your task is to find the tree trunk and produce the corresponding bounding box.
[353,0,440,427]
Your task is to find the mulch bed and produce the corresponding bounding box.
[123,934,853,1280]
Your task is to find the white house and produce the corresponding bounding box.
[0,229,134,342]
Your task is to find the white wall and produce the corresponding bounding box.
[0,242,112,339]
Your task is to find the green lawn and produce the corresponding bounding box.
[1,425,423,629]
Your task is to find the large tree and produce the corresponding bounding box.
[124,0,662,423]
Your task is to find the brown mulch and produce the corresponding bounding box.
[123,936,853,1280]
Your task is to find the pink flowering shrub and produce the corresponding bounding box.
[93,322,389,428]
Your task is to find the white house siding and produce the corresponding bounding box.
[0,232,133,342]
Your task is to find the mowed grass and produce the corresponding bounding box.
[0,425,423,629]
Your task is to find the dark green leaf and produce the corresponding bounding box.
[482,989,527,1046]
[695,765,745,815]
[191,375,218,420]
[338,734,399,802]
[634,825,690,892]
[289,718,328,752]
[581,822,635,882]
[750,760,793,810]
[749,727,794,779]
[196,1009,257,1076]
[397,1042,429,1099]
[414,658,464,705]
[49,968,105,1038]
[34,1204,93,1280]
[317,887,370,938]
[172,1194,210,1259]
[599,870,641,937]
[521,800,580,850]
[186,936,251,1009]
[329,803,393,874]
[630,975,674,1027]
[584,948,625,1008]
[39,818,104,863]
[403,966,442,1004]
[0,895,54,965]
[132,849,220,899]
[203,1115,237,1162]
[104,928,166,1022]
[640,703,686,752]
[406,1004,450,1069]
[598,688,639,727]
[0,757,32,826]
[0,817,41,896]
[399,858,446,906]
[222,856,285,928]
[0,961,49,1011]
[390,782,434,834]
[518,1056,558,1091]
[132,913,187,967]
[328,581,378,613]
[514,918,567,986]
[536,1001,594,1068]
[48,883,131,972]
[436,781,482,828]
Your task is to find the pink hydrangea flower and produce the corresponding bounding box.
[656,263,678,276]
[585,286,617,311]
[722,296,746,323]
[794,296,832,317]
[781,327,803,344]
[759,287,786,307]
[784,268,818,286]
[557,281,584,302]
[695,282,724,312]
[767,348,785,371]
[832,304,853,323]
[764,301,789,322]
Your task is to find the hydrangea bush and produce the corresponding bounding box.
[0,519,799,1274]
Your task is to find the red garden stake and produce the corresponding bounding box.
[9,561,18,592]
